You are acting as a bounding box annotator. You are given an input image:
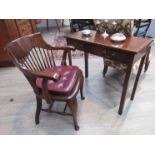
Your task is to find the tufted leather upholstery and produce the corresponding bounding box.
[36,66,79,95]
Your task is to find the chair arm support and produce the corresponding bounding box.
[52,45,75,51]
[26,70,60,82]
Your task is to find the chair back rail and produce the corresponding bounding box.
[6,33,57,71]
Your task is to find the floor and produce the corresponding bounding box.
[0,27,155,135]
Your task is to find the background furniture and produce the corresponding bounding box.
[35,19,64,32]
[69,19,95,32]
[66,30,153,114]
[134,19,152,37]
[134,19,152,72]
[94,19,133,76]
[0,19,37,67]
[5,33,84,130]
[94,19,132,36]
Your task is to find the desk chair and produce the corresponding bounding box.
[5,33,85,130]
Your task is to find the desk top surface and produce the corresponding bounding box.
[66,31,153,53]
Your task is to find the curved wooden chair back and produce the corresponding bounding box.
[6,33,56,72]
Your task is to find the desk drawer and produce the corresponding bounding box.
[89,45,131,64]
[88,46,106,57]
[67,39,84,51]
[66,39,132,64]
[104,49,131,64]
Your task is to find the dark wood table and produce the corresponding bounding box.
[65,30,153,115]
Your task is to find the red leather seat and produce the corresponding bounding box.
[36,66,79,95]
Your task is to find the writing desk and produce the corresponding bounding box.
[65,30,153,114]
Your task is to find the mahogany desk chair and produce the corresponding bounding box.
[5,33,85,130]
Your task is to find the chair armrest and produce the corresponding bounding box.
[52,45,75,51]
[34,34,75,51]
[26,69,60,82]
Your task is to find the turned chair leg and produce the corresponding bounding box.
[80,72,85,100]
[35,96,42,124]
[68,98,79,131]
[48,100,54,112]
[103,63,108,77]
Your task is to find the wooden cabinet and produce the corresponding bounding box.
[0,19,37,67]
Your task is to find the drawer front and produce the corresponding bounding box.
[88,45,131,64]
[104,49,131,64]
[66,38,132,64]
[88,45,106,57]
[67,39,85,51]
[16,20,33,36]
